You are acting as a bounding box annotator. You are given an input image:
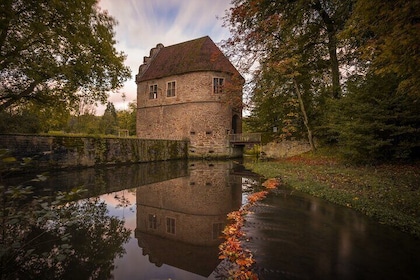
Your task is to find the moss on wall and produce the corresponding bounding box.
[0,134,188,172]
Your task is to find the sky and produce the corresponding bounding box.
[97,0,233,114]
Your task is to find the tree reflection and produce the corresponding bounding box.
[0,185,131,280]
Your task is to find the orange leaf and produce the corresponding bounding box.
[262,178,280,189]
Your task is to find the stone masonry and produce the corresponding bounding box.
[136,36,244,158]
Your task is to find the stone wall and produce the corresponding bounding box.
[137,71,242,158]
[262,140,312,159]
[0,134,188,171]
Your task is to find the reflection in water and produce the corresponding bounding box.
[4,160,420,279]
[243,188,420,280]
[3,160,250,279]
[0,189,130,280]
[135,161,243,277]
[15,160,190,196]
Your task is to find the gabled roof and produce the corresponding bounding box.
[136,36,242,82]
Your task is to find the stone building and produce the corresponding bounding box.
[135,36,244,157]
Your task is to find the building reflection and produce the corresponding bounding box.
[134,161,243,277]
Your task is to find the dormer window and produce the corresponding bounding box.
[213,77,224,94]
[167,81,176,97]
[149,84,158,99]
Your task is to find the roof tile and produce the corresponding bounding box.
[136,36,241,82]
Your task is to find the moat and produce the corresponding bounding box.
[2,160,420,279]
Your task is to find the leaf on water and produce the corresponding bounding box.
[56,254,66,261]
[22,157,32,165]
[31,174,47,182]
[37,174,48,181]
[262,178,280,189]
[60,243,72,249]
[8,218,20,225]
[24,249,35,257]
[41,202,49,209]
[2,157,16,163]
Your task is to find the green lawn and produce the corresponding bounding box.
[244,153,420,238]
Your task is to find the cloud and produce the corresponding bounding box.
[97,0,232,113]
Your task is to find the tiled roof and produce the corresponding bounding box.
[137,36,242,82]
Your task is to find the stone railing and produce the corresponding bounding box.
[228,133,261,144]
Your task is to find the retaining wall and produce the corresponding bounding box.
[0,134,188,171]
[262,140,312,159]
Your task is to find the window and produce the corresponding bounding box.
[149,84,157,99]
[167,81,176,97]
[148,214,157,229]
[166,217,176,234]
[213,77,224,94]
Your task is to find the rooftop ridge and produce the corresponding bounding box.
[136,36,241,83]
[136,43,164,79]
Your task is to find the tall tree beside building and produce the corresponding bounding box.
[225,0,419,162]
[224,0,353,144]
[326,0,420,161]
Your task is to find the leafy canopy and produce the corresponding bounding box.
[225,0,353,141]
[224,0,419,162]
[341,0,420,96]
[0,0,131,111]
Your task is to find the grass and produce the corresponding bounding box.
[244,150,420,238]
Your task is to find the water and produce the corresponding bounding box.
[2,160,420,279]
[243,190,420,279]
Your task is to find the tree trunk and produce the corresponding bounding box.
[293,79,315,151]
[312,0,341,99]
[0,82,38,111]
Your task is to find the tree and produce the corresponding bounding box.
[326,73,420,163]
[101,102,118,135]
[66,114,101,135]
[0,187,131,279]
[0,108,41,133]
[223,0,354,149]
[0,0,131,111]
[0,96,72,134]
[223,0,354,99]
[0,152,131,279]
[224,0,419,162]
[340,0,420,96]
[117,101,137,136]
[245,62,303,139]
[319,0,420,162]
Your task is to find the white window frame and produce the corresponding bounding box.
[166,81,176,97]
[149,84,158,99]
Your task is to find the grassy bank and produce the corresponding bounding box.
[244,153,420,238]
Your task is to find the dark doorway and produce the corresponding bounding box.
[232,114,241,134]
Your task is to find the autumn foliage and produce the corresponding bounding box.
[218,178,280,279]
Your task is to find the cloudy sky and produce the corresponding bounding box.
[97,0,233,114]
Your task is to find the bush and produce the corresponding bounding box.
[324,73,419,163]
